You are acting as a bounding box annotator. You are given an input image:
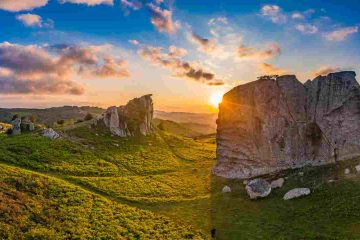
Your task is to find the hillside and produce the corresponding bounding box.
[0,106,104,125]
[0,124,359,239]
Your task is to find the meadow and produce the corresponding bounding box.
[0,122,359,239]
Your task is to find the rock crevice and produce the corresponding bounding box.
[215,71,360,179]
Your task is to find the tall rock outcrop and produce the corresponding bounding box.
[98,94,154,137]
[214,71,360,179]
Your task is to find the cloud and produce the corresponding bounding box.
[92,57,130,78]
[259,63,288,75]
[261,5,287,24]
[168,45,188,58]
[147,3,179,34]
[325,26,358,41]
[138,45,223,86]
[296,24,318,34]
[208,17,228,26]
[16,14,42,27]
[237,43,281,60]
[59,0,113,6]
[121,0,142,10]
[0,42,130,95]
[189,33,217,54]
[311,66,339,77]
[292,13,304,20]
[0,0,48,12]
[129,39,140,46]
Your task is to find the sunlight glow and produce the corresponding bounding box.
[209,91,224,107]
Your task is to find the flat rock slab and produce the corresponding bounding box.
[283,188,311,200]
[270,178,284,189]
[245,178,271,199]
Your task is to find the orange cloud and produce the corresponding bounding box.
[0,0,48,12]
[0,42,130,95]
[325,26,358,41]
[147,3,179,34]
[189,33,217,54]
[237,43,281,60]
[59,0,113,6]
[259,63,288,75]
[139,45,223,86]
[311,66,339,77]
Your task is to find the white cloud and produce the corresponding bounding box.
[0,0,48,12]
[59,0,113,6]
[147,3,180,34]
[325,26,358,41]
[296,24,318,34]
[292,13,304,20]
[16,14,42,27]
[261,5,287,24]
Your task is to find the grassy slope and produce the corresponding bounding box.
[0,125,360,239]
[0,164,203,240]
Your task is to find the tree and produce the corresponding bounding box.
[257,75,279,81]
[11,114,19,121]
[84,113,93,121]
[30,114,36,123]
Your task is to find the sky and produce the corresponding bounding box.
[0,0,359,113]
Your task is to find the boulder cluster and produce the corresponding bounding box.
[96,94,154,137]
[10,116,35,135]
[215,71,360,179]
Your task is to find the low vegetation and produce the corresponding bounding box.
[0,121,359,239]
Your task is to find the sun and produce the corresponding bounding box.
[209,91,224,107]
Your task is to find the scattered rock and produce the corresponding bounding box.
[20,117,35,132]
[283,188,311,200]
[245,178,271,199]
[344,168,350,175]
[242,180,248,185]
[298,172,304,176]
[214,71,360,179]
[222,186,231,193]
[355,165,360,173]
[11,118,21,135]
[328,179,335,183]
[270,178,284,189]
[43,128,60,139]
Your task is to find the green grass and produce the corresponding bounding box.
[211,159,360,239]
[0,164,203,240]
[0,124,360,239]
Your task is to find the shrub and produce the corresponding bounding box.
[5,128,13,135]
[84,113,93,121]
[57,120,65,125]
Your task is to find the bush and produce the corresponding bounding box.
[84,113,93,121]
[57,120,65,125]
[6,128,13,135]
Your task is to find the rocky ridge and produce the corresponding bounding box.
[215,71,360,179]
[96,94,154,137]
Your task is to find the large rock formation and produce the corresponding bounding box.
[98,94,154,137]
[214,71,360,179]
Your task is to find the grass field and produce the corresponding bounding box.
[0,124,359,239]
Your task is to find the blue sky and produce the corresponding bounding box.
[0,0,359,112]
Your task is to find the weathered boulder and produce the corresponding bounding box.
[11,118,21,135]
[270,178,284,189]
[222,185,231,193]
[43,128,60,139]
[245,178,271,199]
[99,94,154,137]
[344,168,350,174]
[215,71,360,179]
[283,188,311,200]
[20,117,35,132]
[355,165,360,172]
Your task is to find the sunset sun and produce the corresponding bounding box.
[209,91,224,107]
